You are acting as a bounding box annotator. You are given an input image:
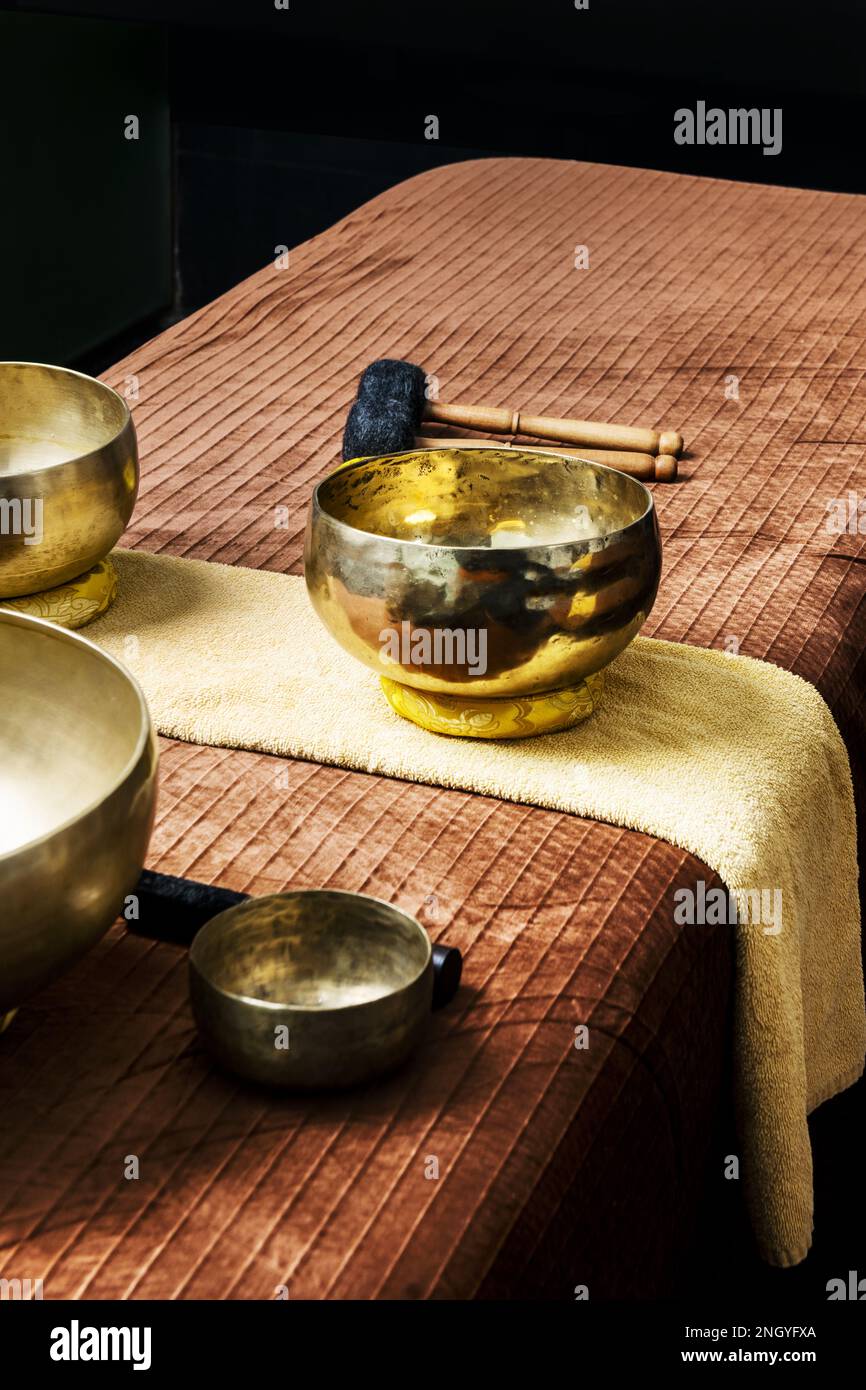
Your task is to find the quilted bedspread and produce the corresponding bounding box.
[1,157,864,1299]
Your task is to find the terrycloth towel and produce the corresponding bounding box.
[88,549,864,1267]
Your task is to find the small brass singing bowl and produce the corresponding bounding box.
[189,891,436,1089]
[304,447,662,700]
[0,610,158,1014]
[0,361,138,598]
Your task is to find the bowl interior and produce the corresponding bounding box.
[191,891,431,1010]
[319,448,651,549]
[0,614,148,855]
[0,362,128,478]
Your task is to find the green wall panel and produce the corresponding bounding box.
[1,12,172,364]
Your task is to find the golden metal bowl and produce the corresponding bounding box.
[0,361,138,598]
[189,890,434,1088]
[304,447,662,699]
[0,610,158,1012]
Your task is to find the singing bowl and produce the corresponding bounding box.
[0,610,158,1012]
[189,890,435,1088]
[0,362,138,598]
[304,448,662,698]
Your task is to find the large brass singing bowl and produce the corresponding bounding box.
[189,890,434,1089]
[0,610,158,1012]
[304,448,662,698]
[0,361,138,598]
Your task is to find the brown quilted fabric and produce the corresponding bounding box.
[1,157,863,1299]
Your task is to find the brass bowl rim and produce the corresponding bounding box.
[0,360,132,474]
[0,607,152,864]
[189,888,433,1014]
[314,447,655,554]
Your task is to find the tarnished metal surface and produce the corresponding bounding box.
[305,448,661,698]
[189,890,434,1089]
[0,362,138,597]
[0,610,157,1009]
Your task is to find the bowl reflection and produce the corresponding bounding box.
[0,610,157,1011]
[304,447,662,698]
[0,361,138,598]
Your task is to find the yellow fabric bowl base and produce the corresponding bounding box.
[0,558,117,629]
[380,669,604,738]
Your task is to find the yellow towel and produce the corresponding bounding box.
[89,549,864,1267]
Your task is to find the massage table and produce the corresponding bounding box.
[1,157,863,1299]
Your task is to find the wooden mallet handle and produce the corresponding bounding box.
[423,401,682,458]
[414,435,678,482]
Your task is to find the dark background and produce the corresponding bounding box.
[2,0,865,1303]
[2,0,864,371]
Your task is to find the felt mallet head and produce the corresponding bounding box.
[342,359,428,461]
[341,357,684,477]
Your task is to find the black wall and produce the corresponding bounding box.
[4,0,863,366]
